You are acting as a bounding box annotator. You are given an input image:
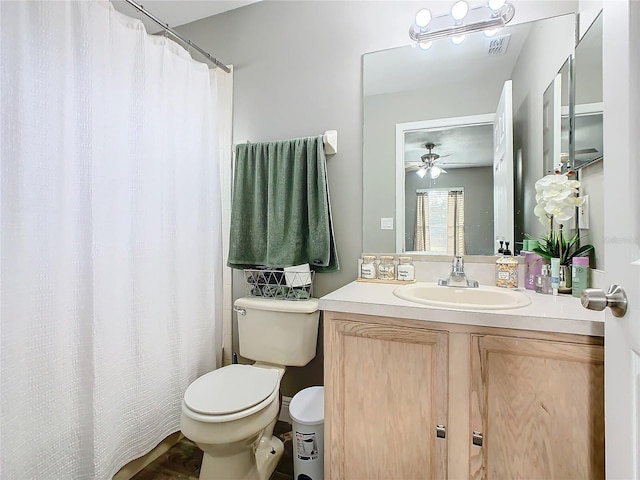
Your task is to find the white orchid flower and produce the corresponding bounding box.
[533,174,585,226]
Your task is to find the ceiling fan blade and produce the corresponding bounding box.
[576,147,599,155]
[405,164,421,172]
[560,147,599,158]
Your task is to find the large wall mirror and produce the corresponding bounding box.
[573,10,604,269]
[543,56,572,176]
[363,13,577,255]
[543,11,603,176]
[573,11,603,171]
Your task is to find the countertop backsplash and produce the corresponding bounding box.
[359,254,605,290]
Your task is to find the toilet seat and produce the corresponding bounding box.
[183,364,279,423]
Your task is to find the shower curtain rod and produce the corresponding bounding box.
[124,0,231,73]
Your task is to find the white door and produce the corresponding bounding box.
[493,80,514,247]
[600,1,640,477]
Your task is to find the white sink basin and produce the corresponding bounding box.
[393,283,532,310]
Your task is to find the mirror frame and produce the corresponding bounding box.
[395,113,495,254]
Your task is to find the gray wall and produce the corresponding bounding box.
[363,82,501,252]
[510,14,576,240]
[177,0,578,395]
[579,160,604,269]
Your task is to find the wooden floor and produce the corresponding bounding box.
[131,421,294,480]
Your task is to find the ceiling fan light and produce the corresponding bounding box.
[429,166,442,179]
[416,167,427,178]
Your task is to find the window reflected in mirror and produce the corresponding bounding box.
[413,188,465,255]
[402,121,494,255]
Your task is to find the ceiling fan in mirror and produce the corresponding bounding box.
[406,142,449,179]
[556,147,600,174]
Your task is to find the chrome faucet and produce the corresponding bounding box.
[438,256,479,288]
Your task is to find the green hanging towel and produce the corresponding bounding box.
[227,135,339,272]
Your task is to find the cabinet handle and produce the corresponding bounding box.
[472,431,483,447]
[436,424,446,439]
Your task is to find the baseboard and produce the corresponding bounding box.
[279,395,292,424]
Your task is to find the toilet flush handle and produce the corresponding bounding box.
[233,306,246,316]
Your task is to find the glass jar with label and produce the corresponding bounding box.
[396,256,415,281]
[377,255,396,281]
[360,255,377,279]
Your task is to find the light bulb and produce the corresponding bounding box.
[488,0,506,11]
[450,1,469,21]
[429,166,442,179]
[451,35,466,45]
[415,8,432,28]
[416,168,427,178]
[418,40,433,50]
[483,28,499,37]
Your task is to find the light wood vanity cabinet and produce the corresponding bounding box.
[324,311,605,480]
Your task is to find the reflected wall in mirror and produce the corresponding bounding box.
[574,10,604,270]
[363,13,576,254]
[543,56,572,175]
[400,118,495,255]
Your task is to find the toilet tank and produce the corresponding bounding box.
[234,297,320,367]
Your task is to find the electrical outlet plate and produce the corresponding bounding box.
[380,217,394,230]
[578,195,590,229]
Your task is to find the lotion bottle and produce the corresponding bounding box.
[550,258,560,295]
[535,264,552,294]
[572,257,590,297]
[496,242,518,288]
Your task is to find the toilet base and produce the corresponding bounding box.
[196,434,283,480]
[256,435,284,480]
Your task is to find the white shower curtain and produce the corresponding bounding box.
[0,2,223,479]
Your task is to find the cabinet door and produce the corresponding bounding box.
[469,335,604,480]
[325,315,448,480]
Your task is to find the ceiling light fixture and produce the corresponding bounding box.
[415,8,432,29]
[450,1,469,22]
[409,0,515,44]
[416,164,444,179]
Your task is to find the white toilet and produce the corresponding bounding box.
[180,296,320,480]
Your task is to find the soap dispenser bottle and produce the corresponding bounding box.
[496,241,519,288]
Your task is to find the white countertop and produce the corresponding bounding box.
[319,281,605,337]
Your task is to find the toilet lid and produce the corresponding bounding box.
[184,364,279,415]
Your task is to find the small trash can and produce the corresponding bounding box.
[289,386,324,480]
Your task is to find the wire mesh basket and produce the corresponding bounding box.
[243,268,314,300]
